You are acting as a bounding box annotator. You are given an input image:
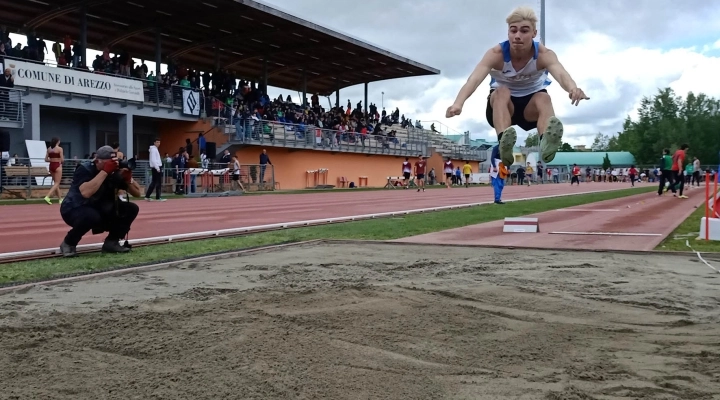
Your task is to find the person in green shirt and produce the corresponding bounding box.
[658,148,674,196]
[684,163,694,186]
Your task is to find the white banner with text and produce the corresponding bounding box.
[7,60,145,102]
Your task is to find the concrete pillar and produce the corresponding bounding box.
[154,29,161,104]
[363,82,368,117]
[119,114,133,159]
[87,118,97,155]
[155,29,162,78]
[335,81,340,108]
[262,58,268,93]
[30,102,40,141]
[80,6,87,66]
[302,69,307,107]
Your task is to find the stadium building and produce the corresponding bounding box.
[0,0,486,193]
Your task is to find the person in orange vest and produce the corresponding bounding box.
[489,144,507,204]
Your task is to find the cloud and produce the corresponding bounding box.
[9,0,720,148]
[258,0,720,146]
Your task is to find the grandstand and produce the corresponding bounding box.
[0,0,486,192]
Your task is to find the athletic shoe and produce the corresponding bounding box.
[499,127,516,167]
[59,241,77,257]
[540,116,564,163]
[102,239,130,254]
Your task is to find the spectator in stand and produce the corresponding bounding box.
[0,68,14,119]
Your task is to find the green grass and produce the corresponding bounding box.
[0,186,654,286]
[656,205,720,252]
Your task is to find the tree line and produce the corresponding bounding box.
[523,87,720,167]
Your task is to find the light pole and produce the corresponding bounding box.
[540,0,546,45]
[382,92,384,109]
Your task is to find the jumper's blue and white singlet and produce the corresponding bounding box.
[489,40,552,97]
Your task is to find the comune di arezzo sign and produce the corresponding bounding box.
[8,60,145,102]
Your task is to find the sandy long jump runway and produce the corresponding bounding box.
[1,242,720,399]
[0,182,634,253]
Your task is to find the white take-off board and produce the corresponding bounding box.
[25,139,52,186]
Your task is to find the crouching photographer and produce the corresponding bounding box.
[59,145,142,257]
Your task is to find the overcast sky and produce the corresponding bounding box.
[257,0,720,145]
[9,0,720,146]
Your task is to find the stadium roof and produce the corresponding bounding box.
[1,0,440,96]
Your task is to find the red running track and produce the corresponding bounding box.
[0,182,636,254]
[395,188,705,251]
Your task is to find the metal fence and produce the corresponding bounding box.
[0,157,275,199]
[219,117,431,156]
[418,130,486,161]
[442,144,488,161]
[0,87,25,127]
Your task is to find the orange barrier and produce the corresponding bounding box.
[705,173,719,240]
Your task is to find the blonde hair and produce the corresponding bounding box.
[506,6,538,30]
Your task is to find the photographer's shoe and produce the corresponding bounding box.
[59,241,77,257]
[102,239,131,254]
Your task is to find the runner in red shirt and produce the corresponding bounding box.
[414,155,427,192]
[671,144,689,198]
[571,164,581,185]
[628,165,638,187]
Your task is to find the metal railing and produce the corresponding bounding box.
[5,56,204,115]
[219,117,431,156]
[419,120,466,137]
[163,161,276,194]
[425,131,486,160]
[441,144,488,161]
[0,157,276,198]
[0,87,25,127]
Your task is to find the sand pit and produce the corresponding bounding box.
[1,242,720,399]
